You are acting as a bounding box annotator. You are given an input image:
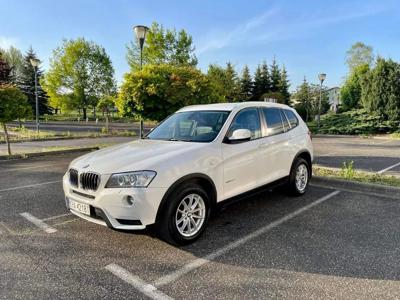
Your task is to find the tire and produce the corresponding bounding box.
[156,182,210,246]
[287,157,310,196]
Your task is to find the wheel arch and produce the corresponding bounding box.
[292,150,313,177]
[155,173,218,224]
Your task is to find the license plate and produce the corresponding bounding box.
[69,199,90,216]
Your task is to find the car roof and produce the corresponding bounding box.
[178,102,290,112]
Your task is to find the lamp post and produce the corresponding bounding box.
[30,57,41,134]
[133,25,149,139]
[317,73,326,128]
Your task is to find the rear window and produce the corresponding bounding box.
[284,110,299,128]
[262,108,284,136]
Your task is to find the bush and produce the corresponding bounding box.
[310,109,400,135]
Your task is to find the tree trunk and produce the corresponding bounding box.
[93,107,96,118]
[2,123,11,156]
[83,107,87,120]
[106,113,109,133]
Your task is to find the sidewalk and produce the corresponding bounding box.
[0,136,134,155]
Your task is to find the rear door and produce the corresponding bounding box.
[258,107,292,183]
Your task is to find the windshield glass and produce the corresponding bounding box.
[146,110,230,142]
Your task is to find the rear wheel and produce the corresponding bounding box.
[157,183,210,245]
[288,157,310,196]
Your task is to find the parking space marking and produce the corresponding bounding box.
[42,213,72,221]
[20,212,57,234]
[377,161,400,174]
[0,180,62,193]
[154,190,340,287]
[106,264,173,300]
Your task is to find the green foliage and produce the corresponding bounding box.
[269,58,281,92]
[278,66,290,104]
[0,52,12,84]
[346,42,374,71]
[126,22,197,71]
[42,38,116,119]
[19,47,52,115]
[340,64,369,111]
[252,64,263,100]
[97,95,116,115]
[341,161,355,179]
[0,86,32,123]
[292,78,329,121]
[207,63,240,103]
[310,109,400,134]
[0,46,23,83]
[117,64,220,121]
[239,65,253,101]
[361,57,400,121]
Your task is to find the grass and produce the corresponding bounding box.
[308,109,400,135]
[0,126,136,142]
[314,163,400,188]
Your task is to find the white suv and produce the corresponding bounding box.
[63,102,313,245]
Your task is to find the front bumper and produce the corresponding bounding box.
[63,173,167,230]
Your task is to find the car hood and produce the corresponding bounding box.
[70,139,206,174]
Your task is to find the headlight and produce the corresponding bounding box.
[105,171,156,188]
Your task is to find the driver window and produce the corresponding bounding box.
[227,108,261,140]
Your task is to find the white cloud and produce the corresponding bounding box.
[196,8,278,55]
[0,36,18,50]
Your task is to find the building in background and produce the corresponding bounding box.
[326,87,340,112]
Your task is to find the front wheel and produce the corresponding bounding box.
[157,183,210,246]
[287,157,310,196]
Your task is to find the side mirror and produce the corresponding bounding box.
[227,129,251,143]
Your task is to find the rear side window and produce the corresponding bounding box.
[262,108,284,136]
[284,110,299,128]
[280,110,290,132]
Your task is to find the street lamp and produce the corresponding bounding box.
[317,73,326,128]
[30,57,41,133]
[133,25,149,138]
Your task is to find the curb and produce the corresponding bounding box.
[0,147,99,161]
[312,133,398,140]
[311,176,400,198]
[0,134,137,144]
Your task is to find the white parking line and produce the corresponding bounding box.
[377,161,400,174]
[20,212,57,234]
[106,264,173,300]
[154,190,340,287]
[0,180,62,193]
[42,213,72,221]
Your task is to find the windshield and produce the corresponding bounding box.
[146,110,230,142]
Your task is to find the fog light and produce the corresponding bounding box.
[126,195,134,206]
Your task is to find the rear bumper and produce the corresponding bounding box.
[63,173,167,230]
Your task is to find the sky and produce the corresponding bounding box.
[1,0,400,91]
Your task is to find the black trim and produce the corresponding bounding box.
[116,219,142,226]
[217,176,289,209]
[72,189,95,199]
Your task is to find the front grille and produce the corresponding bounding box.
[69,169,79,187]
[80,172,100,191]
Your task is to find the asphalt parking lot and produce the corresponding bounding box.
[313,135,400,176]
[1,151,400,299]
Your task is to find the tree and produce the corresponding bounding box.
[340,64,369,111]
[292,78,312,121]
[225,62,240,102]
[117,64,220,121]
[0,85,32,155]
[361,58,400,121]
[278,65,290,104]
[207,63,240,102]
[126,22,197,71]
[97,95,115,133]
[239,65,253,101]
[270,58,281,92]
[0,46,23,83]
[19,47,52,115]
[346,42,374,71]
[260,61,271,96]
[0,51,12,84]
[42,38,116,119]
[252,65,263,100]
